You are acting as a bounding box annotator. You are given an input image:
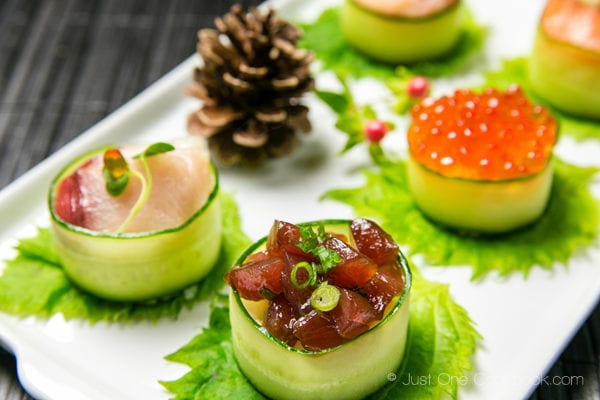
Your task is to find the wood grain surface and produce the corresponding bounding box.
[0,0,598,399]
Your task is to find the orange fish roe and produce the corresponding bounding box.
[407,86,558,181]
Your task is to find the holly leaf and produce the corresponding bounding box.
[316,77,392,154]
[336,112,366,153]
[386,67,425,115]
[314,90,350,114]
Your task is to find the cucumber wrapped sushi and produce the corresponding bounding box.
[225,219,411,400]
[49,137,221,301]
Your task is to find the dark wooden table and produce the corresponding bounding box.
[0,0,598,399]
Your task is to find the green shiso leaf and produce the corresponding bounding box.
[479,57,600,141]
[0,192,251,323]
[324,158,600,279]
[372,269,480,399]
[162,268,480,400]
[298,7,487,79]
[161,294,264,400]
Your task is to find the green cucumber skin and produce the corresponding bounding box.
[529,29,600,120]
[52,194,221,301]
[229,221,412,400]
[407,157,554,234]
[341,0,463,64]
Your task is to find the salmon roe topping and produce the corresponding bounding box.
[407,86,557,181]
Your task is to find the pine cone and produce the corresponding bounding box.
[186,5,314,166]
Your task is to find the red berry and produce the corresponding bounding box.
[407,76,430,98]
[364,119,388,143]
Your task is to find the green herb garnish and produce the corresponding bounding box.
[135,142,176,158]
[296,223,341,273]
[0,192,250,323]
[312,245,342,274]
[324,157,600,279]
[162,268,480,399]
[296,224,322,253]
[102,142,175,232]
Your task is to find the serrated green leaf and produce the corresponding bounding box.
[0,192,251,323]
[15,227,60,266]
[324,158,600,279]
[368,269,480,399]
[162,295,265,400]
[163,268,480,400]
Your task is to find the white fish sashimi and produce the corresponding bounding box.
[56,137,215,233]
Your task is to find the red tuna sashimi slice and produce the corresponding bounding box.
[292,310,345,351]
[54,137,214,233]
[225,256,285,301]
[362,262,406,318]
[264,295,298,346]
[323,237,378,288]
[266,220,316,259]
[330,288,378,339]
[350,218,399,265]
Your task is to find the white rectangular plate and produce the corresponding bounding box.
[1,0,599,399]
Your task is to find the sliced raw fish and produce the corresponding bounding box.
[54,137,214,233]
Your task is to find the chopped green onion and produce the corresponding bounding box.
[310,282,340,312]
[291,261,316,289]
